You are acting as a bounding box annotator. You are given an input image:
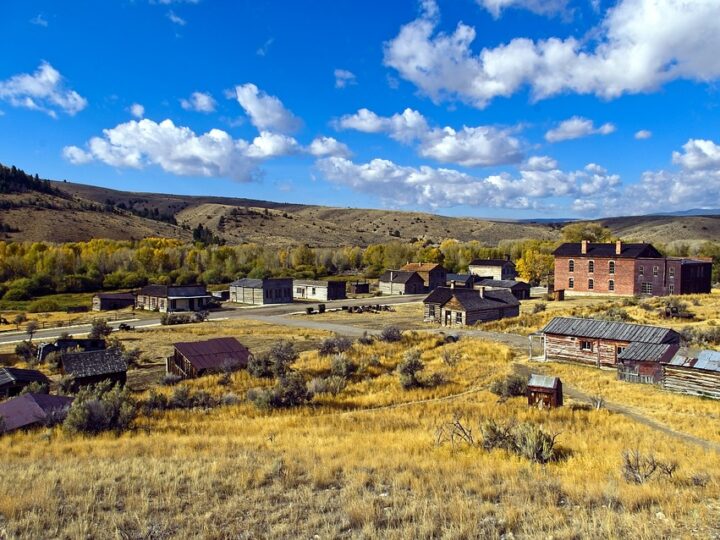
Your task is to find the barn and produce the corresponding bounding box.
[168,337,253,379]
[0,393,73,433]
[0,367,50,398]
[92,292,136,311]
[423,286,520,327]
[616,342,679,384]
[293,280,346,301]
[663,349,720,399]
[476,279,531,300]
[527,374,563,408]
[60,348,128,391]
[229,278,293,305]
[378,271,425,295]
[537,317,681,368]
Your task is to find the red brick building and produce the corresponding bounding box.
[553,241,712,296]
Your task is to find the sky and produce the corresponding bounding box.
[1,0,720,220]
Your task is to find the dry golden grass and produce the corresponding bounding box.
[1,328,720,538]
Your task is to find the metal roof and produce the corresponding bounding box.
[0,367,49,387]
[174,337,251,370]
[552,242,663,259]
[61,348,128,378]
[667,349,720,372]
[379,270,423,284]
[231,278,291,288]
[139,285,209,298]
[400,263,444,272]
[541,317,679,344]
[0,393,73,433]
[468,258,515,267]
[617,342,677,362]
[477,279,530,289]
[294,279,341,287]
[528,374,560,389]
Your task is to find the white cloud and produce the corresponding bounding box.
[234,83,301,133]
[30,14,48,27]
[334,69,357,89]
[62,146,93,164]
[0,62,87,117]
[477,0,569,18]
[166,10,186,25]
[337,107,521,167]
[671,139,720,171]
[384,0,720,108]
[129,103,145,119]
[256,37,274,57]
[307,136,351,158]
[634,129,652,140]
[245,131,300,159]
[316,155,618,209]
[545,116,615,142]
[180,91,216,113]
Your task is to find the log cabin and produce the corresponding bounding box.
[423,286,520,327]
[663,349,720,399]
[616,342,679,384]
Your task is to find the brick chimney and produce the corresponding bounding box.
[581,240,588,255]
[615,240,622,255]
[450,280,455,290]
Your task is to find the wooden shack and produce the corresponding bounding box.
[229,278,293,305]
[476,279,531,300]
[663,349,720,399]
[60,348,127,391]
[92,292,135,311]
[136,284,211,313]
[348,281,370,295]
[378,271,425,295]
[423,286,520,327]
[527,374,563,408]
[293,280,346,301]
[400,263,447,291]
[0,367,50,397]
[36,338,106,363]
[616,342,679,384]
[168,337,252,379]
[0,393,74,433]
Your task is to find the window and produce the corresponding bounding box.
[580,340,593,352]
[568,277,574,289]
[455,312,462,324]
[669,267,675,278]
[608,279,615,291]
[311,287,316,295]
[609,261,615,275]
[568,260,575,272]
[653,266,659,276]
[616,346,625,356]
[588,260,595,273]
[296,287,303,294]
[639,265,644,276]
[428,305,435,317]
[669,284,675,295]
[641,282,653,294]
[588,278,594,290]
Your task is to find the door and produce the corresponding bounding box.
[445,311,452,326]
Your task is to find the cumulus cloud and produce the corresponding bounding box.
[129,103,145,119]
[234,83,301,133]
[166,10,186,25]
[307,136,352,158]
[634,129,652,140]
[671,139,720,171]
[337,107,521,167]
[316,155,619,210]
[384,0,720,108]
[334,69,357,88]
[545,116,615,142]
[0,62,87,117]
[180,91,216,113]
[477,0,569,18]
[245,131,300,159]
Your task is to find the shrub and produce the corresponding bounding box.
[160,313,193,325]
[490,374,528,398]
[248,372,312,409]
[221,393,240,406]
[268,340,298,377]
[358,331,374,345]
[318,336,353,357]
[89,319,112,339]
[3,287,31,301]
[63,382,135,435]
[597,307,632,322]
[532,302,547,314]
[330,354,357,378]
[397,350,424,389]
[142,389,169,413]
[247,353,274,378]
[19,381,49,395]
[307,376,347,396]
[380,326,402,343]
[161,373,182,386]
[15,341,37,362]
[28,298,61,313]
[481,420,559,464]
[441,349,461,367]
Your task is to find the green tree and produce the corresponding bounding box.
[560,222,614,243]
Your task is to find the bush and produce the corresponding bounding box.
[490,374,528,398]
[397,350,424,389]
[597,307,632,322]
[358,331,374,345]
[247,353,274,378]
[89,319,112,339]
[268,340,298,377]
[532,302,547,314]
[248,372,312,409]
[221,393,240,406]
[28,298,61,313]
[160,313,193,325]
[63,382,135,435]
[330,353,358,378]
[380,326,403,342]
[19,381,49,395]
[15,341,37,362]
[3,287,31,301]
[481,419,559,464]
[318,336,353,356]
[161,373,182,386]
[307,375,347,396]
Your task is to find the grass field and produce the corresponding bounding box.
[1,324,720,538]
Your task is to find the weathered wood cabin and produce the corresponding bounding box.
[423,286,520,327]
[60,348,128,391]
[527,374,563,408]
[476,279,531,300]
[378,271,425,295]
[468,256,517,281]
[0,393,73,433]
[400,263,447,291]
[348,281,370,295]
[168,337,252,379]
[229,278,293,305]
[537,317,681,368]
[446,274,477,288]
[136,285,211,313]
[293,280,346,301]
[36,338,106,363]
[663,349,720,399]
[616,342,679,384]
[0,367,50,398]
[92,292,136,311]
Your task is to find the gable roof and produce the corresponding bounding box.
[174,337,251,371]
[138,284,209,298]
[477,279,530,290]
[541,317,679,344]
[618,342,678,363]
[469,258,515,267]
[667,349,720,372]
[447,273,476,285]
[401,262,445,273]
[379,270,423,284]
[0,367,49,388]
[527,374,560,389]
[294,279,341,287]
[94,292,135,300]
[553,243,663,259]
[423,287,520,310]
[0,393,73,432]
[61,348,127,379]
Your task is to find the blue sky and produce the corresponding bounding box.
[1,0,720,219]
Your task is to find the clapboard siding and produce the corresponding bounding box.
[663,366,720,399]
[544,334,628,367]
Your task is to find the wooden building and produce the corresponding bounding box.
[378,271,425,295]
[136,285,211,313]
[476,279,531,300]
[616,342,679,384]
[0,393,73,433]
[60,348,128,391]
[168,337,252,379]
[293,280,346,301]
[229,278,293,305]
[553,240,712,297]
[400,263,447,291]
[0,367,50,398]
[468,256,517,281]
[36,338,106,363]
[423,286,520,327]
[92,292,135,311]
[446,274,477,288]
[537,317,681,368]
[663,349,720,399]
[348,281,370,295]
[527,374,563,408]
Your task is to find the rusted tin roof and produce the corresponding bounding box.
[0,393,73,432]
[174,337,251,370]
[541,317,679,344]
[667,349,720,372]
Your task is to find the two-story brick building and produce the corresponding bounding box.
[553,241,712,296]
